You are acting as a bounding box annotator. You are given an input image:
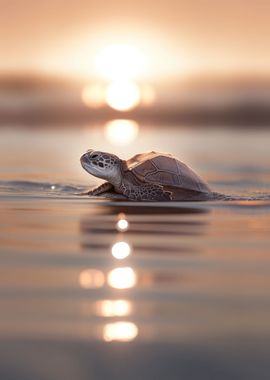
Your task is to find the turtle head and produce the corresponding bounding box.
[80,150,122,186]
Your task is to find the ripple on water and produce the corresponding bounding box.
[1,180,270,204]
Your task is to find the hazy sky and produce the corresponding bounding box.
[1,0,270,79]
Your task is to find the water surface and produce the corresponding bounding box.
[0,124,270,380]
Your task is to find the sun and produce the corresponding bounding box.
[105,80,140,111]
[95,44,144,80]
[81,44,154,111]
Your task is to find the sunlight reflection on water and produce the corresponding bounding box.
[0,125,270,380]
[111,241,132,259]
[79,269,105,289]
[103,321,139,342]
[107,267,137,289]
[96,299,132,317]
[104,119,139,145]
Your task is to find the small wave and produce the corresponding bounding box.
[0,180,270,202]
[211,192,270,201]
[0,180,87,197]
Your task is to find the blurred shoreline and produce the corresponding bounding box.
[1,74,270,127]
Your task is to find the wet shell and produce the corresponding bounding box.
[125,151,210,193]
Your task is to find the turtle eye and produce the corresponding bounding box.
[91,154,98,159]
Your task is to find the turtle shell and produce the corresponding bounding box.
[125,151,210,193]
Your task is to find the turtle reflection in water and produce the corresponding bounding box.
[80,150,213,201]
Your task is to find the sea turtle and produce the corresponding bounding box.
[80,150,211,201]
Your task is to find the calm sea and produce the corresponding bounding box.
[0,124,270,380]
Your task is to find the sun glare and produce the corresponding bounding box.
[95,44,144,80]
[81,44,155,112]
[81,84,105,108]
[141,84,156,106]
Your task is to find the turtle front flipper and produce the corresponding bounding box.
[121,183,172,201]
[78,182,113,196]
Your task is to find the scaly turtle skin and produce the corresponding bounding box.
[80,150,211,201]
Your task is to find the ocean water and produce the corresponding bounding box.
[0,124,270,380]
